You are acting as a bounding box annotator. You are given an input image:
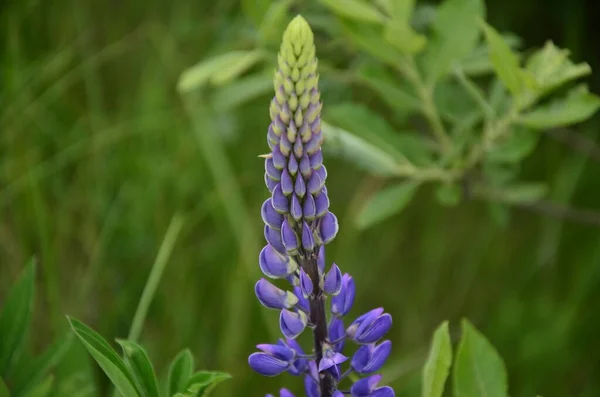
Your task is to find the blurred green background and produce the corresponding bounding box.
[2,0,600,396]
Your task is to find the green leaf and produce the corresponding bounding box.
[338,19,403,67]
[326,103,434,166]
[11,332,73,397]
[257,0,294,49]
[356,181,420,229]
[185,371,231,397]
[356,63,421,114]
[453,319,508,397]
[117,340,159,397]
[385,23,427,54]
[525,41,591,96]
[67,317,140,397]
[480,21,523,96]
[518,85,600,129]
[177,50,264,93]
[322,122,406,177]
[460,33,522,76]
[435,184,461,207]
[422,321,452,397]
[488,127,539,163]
[319,0,385,24]
[22,376,53,397]
[0,259,36,378]
[211,73,272,112]
[167,349,195,396]
[0,378,9,397]
[496,183,548,204]
[421,0,485,84]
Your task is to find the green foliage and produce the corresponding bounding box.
[0,261,71,397]
[421,321,452,397]
[453,320,508,397]
[356,181,420,229]
[69,318,230,397]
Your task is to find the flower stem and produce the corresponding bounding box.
[302,253,335,397]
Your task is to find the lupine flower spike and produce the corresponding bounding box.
[248,15,394,397]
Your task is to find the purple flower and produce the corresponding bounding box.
[250,15,393,397]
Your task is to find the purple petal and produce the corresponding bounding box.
[301,221,315,251]
[295,174,306,198]
[318,347,347,372]
[355,313,392,344]
[265,174,278,192]
[304,374,319,397]
[264,225,286,254]
[255,279,298,309]
[333,392,344,397]
[288,155,298,176]
[280,309,308,339]
[265,158,281,181]
[302,194,316,220]
[281,169,294,196]
[329,317,346,352]
[307,171,323,195]
[320,211,339,244]
[291,194,303,221]
[306,130,323,155]
[299,121,311,142]
[259,244,296,278]
[349,308,385,339]
[323,263,342,295]
[273,115,285,135]
[281,218,298,252]
[351,374,382,397]
[279,131,292,157]
[248,353,289,376]
[272,145,286,170]
[310,150,323,170]
[272,184,289,213]
[370,387,395,397]
[299,153,311,177]
[362,340,392,373]
[256,343,296,361]
[351,344,373,373]
[293,286,310,313]
[279,389,295,397]
[314,190,329,217]
[267,125,278,150]
[316,165,327,183]
[293,136,304,158]
[331,274,355,316]
[317,245,325,273]
[300,268,313,297]
[261,199,283,229]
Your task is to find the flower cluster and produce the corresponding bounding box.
[248,16,394,397]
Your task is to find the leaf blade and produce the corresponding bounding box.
[453,319,508,397]
[0,259,36,378]
[480,21,522,96]
[167,349,195,396]
[117,340,159,397]
[67,317,140,397]
[356,181,420,229]
[422,321,452,397]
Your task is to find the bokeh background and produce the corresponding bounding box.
[2,0,600,396]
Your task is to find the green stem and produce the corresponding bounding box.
[399,57,452,153]
[128,213,185,342]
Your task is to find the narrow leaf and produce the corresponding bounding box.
[518,85,600,129]
[322,122,407,177]
[453,319,508,397]
[212,73,272,112]
[167,349,194,396]
[356,63,421,114]
[480,21,522,95]
[319,0,385,24]
[12,332,73,397]
[67,317,140,397]
[338,19,402,67]
[422,0,485,83]
[488,127,539,163]
[0,259,36,378]
[117,340,159,397]
[185,371,231,397]
[177,51,263,93]
[422,321,452,397]
[496,183,548,204]
[356,181,420,229]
